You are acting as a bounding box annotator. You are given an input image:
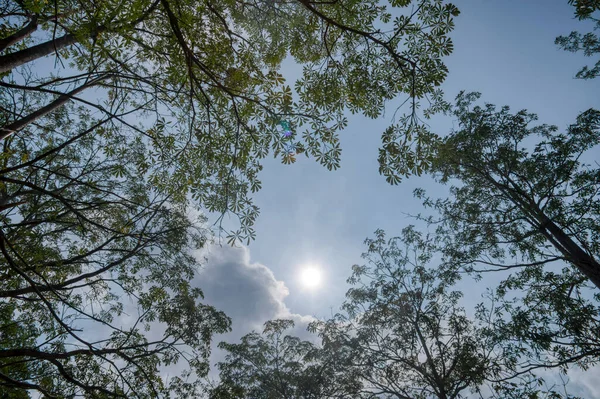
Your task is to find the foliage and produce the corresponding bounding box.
[0,0,461,395]
[482,267,600,378]
[0,92,230,397]
[205,225,592,398]
[209,319,361,399]
[312,227,492,399]
[555,0,600,79]
[1,0,460,242]
[310,227,582,399]
[413,92,600,389]
[419,91,600,288]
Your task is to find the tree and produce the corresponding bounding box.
[209,319,361,399]
[480,267,600,384]
[555,0,600,79]
[419,92,600,289]
[311,227,580,399]
[412,92,600,387]
[207,228,590,399]
[0,96,231,397]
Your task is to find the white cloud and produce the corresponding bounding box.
[190,244,316,370]
[196,245,286,328]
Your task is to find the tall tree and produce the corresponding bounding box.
[311,227,579,399]
[556,0,600,79]
[322,227,495,399]
[419,92,600,289]
[413,92,600,389]
[209,319,361,399]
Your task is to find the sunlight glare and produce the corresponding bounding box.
[300,266,322,289]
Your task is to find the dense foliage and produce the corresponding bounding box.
[0,97,231,397]
[1,0,459,242]
[410,93,600,397]
[209,319,360,398]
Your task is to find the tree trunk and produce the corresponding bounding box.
[487,172,600,289]
[0,78,106,141]
[540,215,600,290]
[0,32,77,74]
[0,16,39,52]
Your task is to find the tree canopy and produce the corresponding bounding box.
[555,0,600,79]
[2,0,599,397]
[420,92,600,289]
[213,228,587,399]
[0,97,231,397]
[312,227,497,399]
[412,92,600,392]
[1,0,459,240]
[209,319,361,399]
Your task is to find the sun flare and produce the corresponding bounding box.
[299,266,322,289]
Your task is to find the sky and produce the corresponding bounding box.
[191,0,600,395]
[241,0,599,316]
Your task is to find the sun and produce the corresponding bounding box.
[299,266,322,289]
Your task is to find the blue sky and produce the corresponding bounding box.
[233,0,600,316]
